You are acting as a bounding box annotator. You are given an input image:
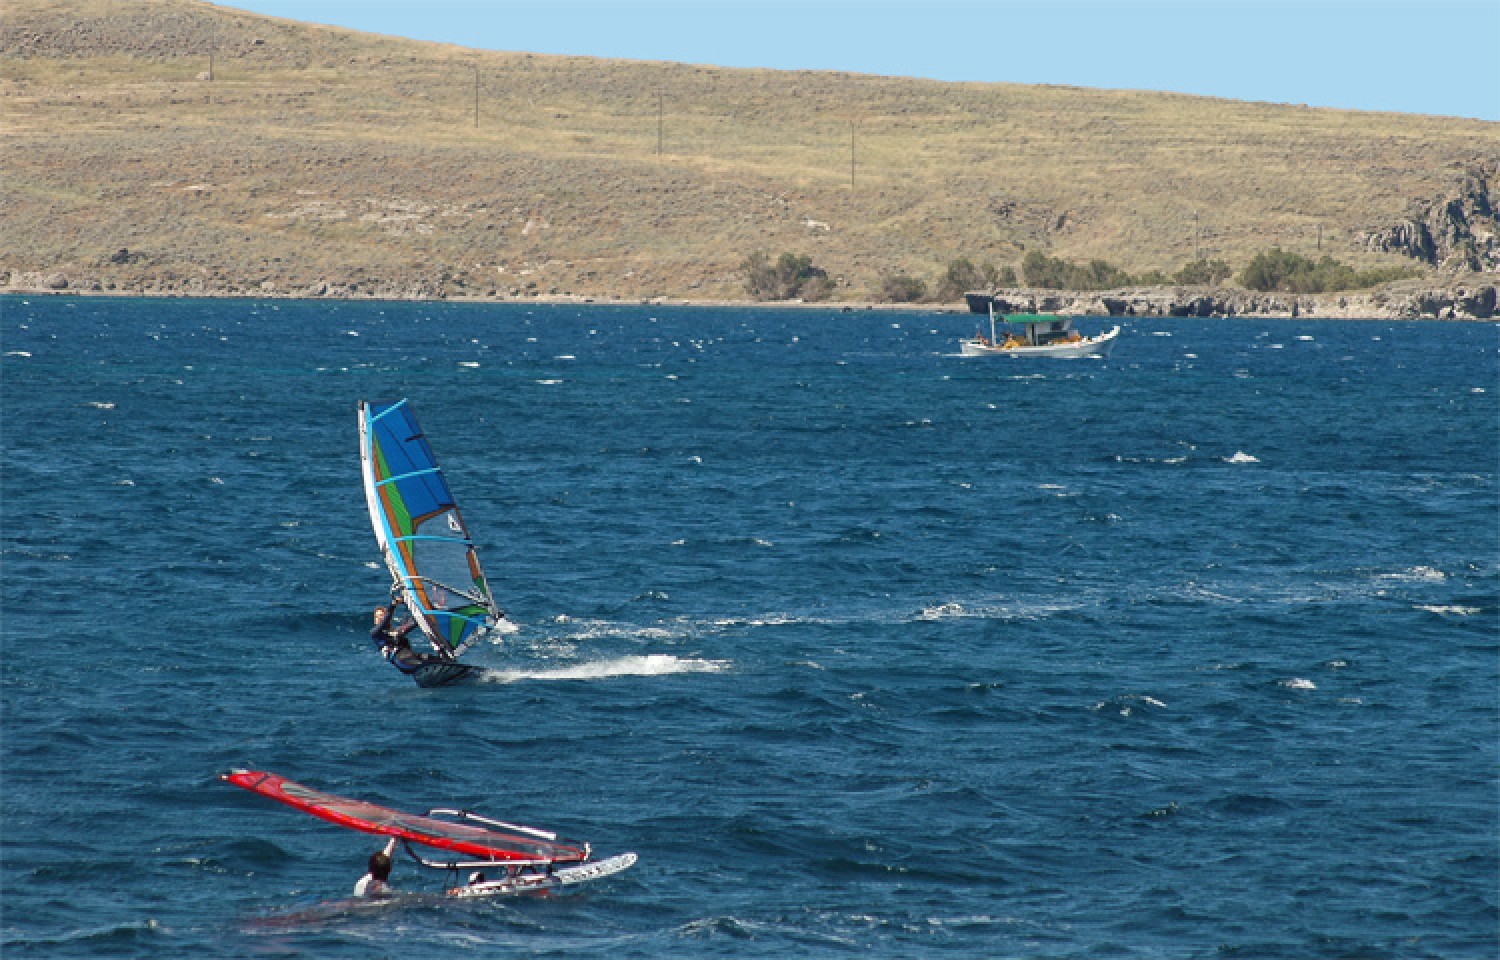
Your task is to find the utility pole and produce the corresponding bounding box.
[473,62,480,129]
[657,92,664,156]
[849,118,857,190]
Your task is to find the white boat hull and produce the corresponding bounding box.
[960,325,1120,358]
[445,852,638,898]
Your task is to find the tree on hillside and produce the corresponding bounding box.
[1174,259,1234,285]
[1239,249,1417,293]
[743,251,832,301]
[1022,251,1133,290]
[880,271,927,303]
[935,258,1016,300]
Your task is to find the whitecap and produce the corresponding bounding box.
[535,379,563,385]
[1224,451,1260,463]
[457,361,480,368]
[916,602,965,621]
[4,350,31,358]
[713,613,804,628]
[1381,566,1446,582]
[1280,678,1316,690]
[1415,604,1481,616]
[86,401,116,409]
[481,654,729,683]
[1094,693,1167,716]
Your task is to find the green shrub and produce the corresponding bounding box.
[935,257,1014,299]
[743,251,832,300]
[1239,248,1419,292]
[880,272,927,302]
[1173,258,1234,285]
[1021,251,1133,290]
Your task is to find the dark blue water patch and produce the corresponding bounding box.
[2,297,1496,958]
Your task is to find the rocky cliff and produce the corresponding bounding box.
[1362,163,1499,272]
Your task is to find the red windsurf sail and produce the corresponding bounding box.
[222,770,588,863]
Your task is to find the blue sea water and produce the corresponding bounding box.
[1,296,1496,958]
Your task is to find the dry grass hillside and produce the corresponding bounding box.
[3,0,1498,302]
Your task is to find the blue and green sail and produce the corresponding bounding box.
[359,399,503,658]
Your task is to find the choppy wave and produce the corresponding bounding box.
[1380,565,1447,582]
[481,653,729,682]
[5,298,1496,960]
[1093,693,1169,716]
[1415,604,1482,616]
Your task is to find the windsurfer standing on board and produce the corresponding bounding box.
[354,837,399,897]
[371,597,448,675]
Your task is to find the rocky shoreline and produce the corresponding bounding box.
[4,274,1495,320]
[966,281,1498,321]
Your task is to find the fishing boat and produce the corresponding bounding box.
[358,399,505,687]
[960,300,1119,358]
[222,770,637,898]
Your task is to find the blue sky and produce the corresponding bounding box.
[223,1,1498,120]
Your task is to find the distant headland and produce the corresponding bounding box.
[4,0,1497,318]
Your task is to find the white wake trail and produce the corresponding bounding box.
[481,654,730,683]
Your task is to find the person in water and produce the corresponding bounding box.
[371,598,447,675]
[354,838,399,897]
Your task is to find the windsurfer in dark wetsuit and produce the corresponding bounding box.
[371,598,448,675]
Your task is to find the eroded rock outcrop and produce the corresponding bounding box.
[1363,163,1500,271]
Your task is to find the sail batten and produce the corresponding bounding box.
[376,468,442,486]
[359,399,504,659]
